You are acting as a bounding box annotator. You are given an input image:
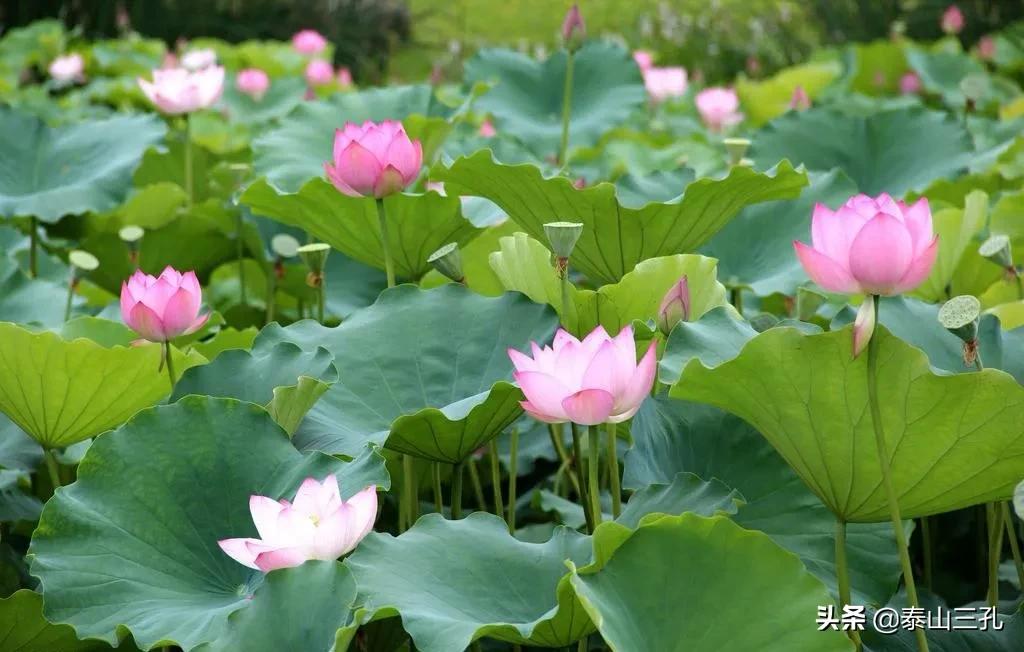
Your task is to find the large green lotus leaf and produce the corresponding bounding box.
[194,561,357,652]
[752,107,972,196]
[464,41,645,158]
[906,47,989,109]
[0,108,166,222]
[625,394,899,606]
[702,169,859,296]
[258,284,558,461]
[172,338,338,436]
[0,589,115,651]
[570,514,853,652]
[672,326,1024,522]
[241,179,480,280]
[0,264,79,327]
[438,150,807,284]
[252,85,451,192]
[736,60,842,127]
[347,512,594,651]
[29,397,389,651]
[911,190,988,302]
[0,323,205,448]
[190,327,258,361]
[616,471,742,529]
[488,231,729,337]
[220,75,305,125]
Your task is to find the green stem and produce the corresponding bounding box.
[571,422,593,531]
[43,449,62,491]
[987,502,1004,607]
[507,429,518,532]
[28,216,38,278]
[866,295,928,652]
[558,50,575,167]
[489,440,504,519]
[317,277,326,324]
[1015,270,1023,301]
[586,425,602,527]
[432,462,443,515]
[236,213,246,305]
[730,286,743,315]
[835,518,863,651]
[451,461,464,520]
[375,198,396,288]
[547,424,581,496]
[921,516,934,591]
[403,454,418,528]
[559,262,574,326]
[163,341,177,387]
[467,457,487,513]
[64,273,76,322]
[606,422,621,518]
[577,635,587,652]
[1002,501,1024,590]
[184,115,193,206]
[265,261,277,324]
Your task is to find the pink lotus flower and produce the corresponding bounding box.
[293,29,328,55]
[643,66,688,103]
[657,276,690,335]
[219,477,377,572]
[49,53,84,84]
[508,325,656,425]
[181,48,217,71]
[561,4,585,46]
[337,66,353,88]
[324,120,423,198]
[899,72,922,95]
[633,50,654,71]
[138,66,224,114]
[794,194,938,297]
[942,5,964,35]
[789,85,811,111]
[978,35,996,60]
[479,119,497,138]
[236,68,270,100]
[120,266,209,342]
[305,59,334,86]
[695,87,743,131]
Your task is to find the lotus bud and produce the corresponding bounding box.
[939,295,982,367]
[324,120,423,198]
[789,85,811,111]
[979,234,1013,271]
[852,298,876,359]
[723,137,751,168]
[544,221,584,277]
[941,5,964,35]
[657,275,690,336]
[297,242,330,288]
[428,242,464,283]
[120,266,208,342]
[561,4,586,53]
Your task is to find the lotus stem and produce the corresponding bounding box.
[467,457,487,512]
[986,502,1003,607]
[921,516,934,590]
[606,422,621,518]
[866,295,928,652]
[163,341,177,387]
[450,460,464,520]
[43,449,62,491]
[375,198,396,288]
[1002,501,1024,590]
[432,462,443,514]
[64,273,76,322]
[507,429,518,532]
[403,454,418,527]
[572,422,593,532]
[317,276,326,324]
[28,217,38,278]
[1016,270,1024,301]
[265,260,278,324]
[489,440,504,520]
[547,424,581,497]
[184,115,193,206]
[558,50,575,168]
[835,518,863,651]
[730,286,743,314]
[586,425,602,527]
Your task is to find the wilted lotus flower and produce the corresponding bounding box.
[337,66,353,88]
[120,266,208,342]
[138,66,224,114]
[633,50,654,71]
[49,53,84,83]
[236,68,270,100]
[695,87,742,131]
[181,48,217,71]
[942,5,964,35]
[978,35,996,61]
[479,119,497,138]
[899,71,922,95]
[324,120,423,198]
[305,59,334,86]
[292,29,328,55]
[508,325,656,425]
[219,477,377,572]
[794,194,938,354]
[657,276,691,335]
[643,66,687,103]
[789,85,811,111]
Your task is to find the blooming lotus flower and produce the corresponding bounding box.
[657,276,691,335]
[236,68,270,100]
[508,325,656,425]
[181,48,217,71]
[120,266,208,342]
[219,478,377,572]
[49,53,84,83]
[324,120,423,198]
[643,66,687,103]
[305,59,334,86]
[337,66,353,88]
[695,87,742,131]
[899,72,922,95]
[789,85,811,111]
[942,5,964,35]
[138,66,224,114]
[293,29,328,55]
[633,50,654,71]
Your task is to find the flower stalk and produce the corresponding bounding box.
[587,425,602,527]
[375,198,396,288]
[606,422,621,518]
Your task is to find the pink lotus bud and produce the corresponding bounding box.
[573,177,587,189]
[793,194,938,297]
[657,276,691,335]
[978,35,996,60]
[789,85,811,111]
[236,68,270,100]
[292,29,328,55]
[324,120,423,198]
[305,59,334,86]
[219,478,377,572]
[852,297,876,358]
[643,66,688,103]
[120,266,208,342]
[899,71,922,95]
[695,87,743,131]
[561,4,586,52]
[633,50,654,71]
[508,325,657,426]
[181,48,217,71]
[941,5,964,35]
[137,66,224,114]
[49,54,84,84]
[479,119,497,138]
[337,66,353,88]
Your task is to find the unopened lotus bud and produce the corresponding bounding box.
[561,4,586,53]
[723,138,751,167]
[979,234,1013,271]
[852,298,876,358]
[297,243,330,287]
[543,221,584,272]
[657,275,690,336]
[427,242,464,283]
